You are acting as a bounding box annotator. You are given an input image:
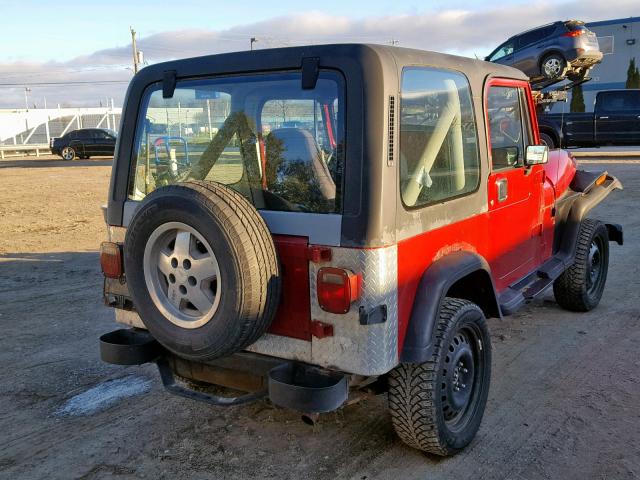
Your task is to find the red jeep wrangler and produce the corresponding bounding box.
[99,44,622,456]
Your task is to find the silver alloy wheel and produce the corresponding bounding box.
[544,57,562,77]
[143,221,222,329]
[61,147,75,160]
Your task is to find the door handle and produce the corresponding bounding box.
[496,178,508,202]
[598,116,609,119]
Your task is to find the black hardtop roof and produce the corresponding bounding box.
[138,43,528,82]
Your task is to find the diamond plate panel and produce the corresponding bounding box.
[245,333,312,362]
[309,245,398,375]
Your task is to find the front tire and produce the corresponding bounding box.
[539,132,556,149]
[388,298,492,456]
[553,219,609,312]
[61,146,75,161]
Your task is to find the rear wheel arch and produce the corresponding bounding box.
[446,269,501,319]
[400,251,500,364]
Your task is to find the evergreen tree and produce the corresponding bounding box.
[626,58,640,89]
[570,84,586,113]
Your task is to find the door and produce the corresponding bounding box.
[80,130,97,155]
[595,91,640,144]
[513,27,546,74]
[485,81,545,289]
[93,130,113,155]
[68,131,85,157]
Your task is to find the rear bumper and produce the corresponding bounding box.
[565,48,603,66]
[100,328,348,413]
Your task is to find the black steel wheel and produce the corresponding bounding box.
[388,298,491,456]
[554,219,609,311]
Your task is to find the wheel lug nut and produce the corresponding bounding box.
[462,368,468,374]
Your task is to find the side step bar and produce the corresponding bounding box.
[100,328,348,413]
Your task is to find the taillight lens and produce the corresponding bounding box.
[100,242,123,279]
[562,30,584,37]
[317,267,361,314]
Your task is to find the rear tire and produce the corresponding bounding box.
[388,298,491,456]
[553,219,609,312]
[541,53,566,79]
[61,146,75,161]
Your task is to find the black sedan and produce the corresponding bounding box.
[50,128,117,160]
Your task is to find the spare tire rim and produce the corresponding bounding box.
[143,221,222,329]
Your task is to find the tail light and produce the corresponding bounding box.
[100,242,123,278]
[317,267,361,314]
[562,30,584,37]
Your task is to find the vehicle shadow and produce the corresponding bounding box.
[0,157,113,169]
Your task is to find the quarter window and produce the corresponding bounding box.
[487,86,528,170]
[399,67,480,208]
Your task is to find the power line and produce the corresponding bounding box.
[0,80,129,87]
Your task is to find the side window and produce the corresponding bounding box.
[517,29,543,49]
[487,86,527,170]
[599,92,639,112]
[67,131,77,140]
[399,67,480,208]
[488,42,514,61]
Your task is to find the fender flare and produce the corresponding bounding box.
[400,251,501,363]
[556,171,623,259]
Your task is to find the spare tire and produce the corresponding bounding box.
[124,180,281,361]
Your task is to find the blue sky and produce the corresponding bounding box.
[1,0,529,62]
[0,0,636,107]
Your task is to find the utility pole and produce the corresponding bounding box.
[24,87,31,111]
[130,26,139,74]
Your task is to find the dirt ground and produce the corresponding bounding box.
[0,155,639,480]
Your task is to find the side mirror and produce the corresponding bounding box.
[525,145,548,166]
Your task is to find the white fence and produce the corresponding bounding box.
[0,107,122,146]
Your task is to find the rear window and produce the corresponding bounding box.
[598,91,640,112]
[130,71,345,214]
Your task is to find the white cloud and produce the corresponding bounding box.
[0,1,636,108]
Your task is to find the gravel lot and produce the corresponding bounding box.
[0,155,638,480]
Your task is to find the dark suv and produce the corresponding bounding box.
[486,20,602,82]
[50,128,117,160]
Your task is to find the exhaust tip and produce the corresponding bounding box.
[301,412,320,426]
